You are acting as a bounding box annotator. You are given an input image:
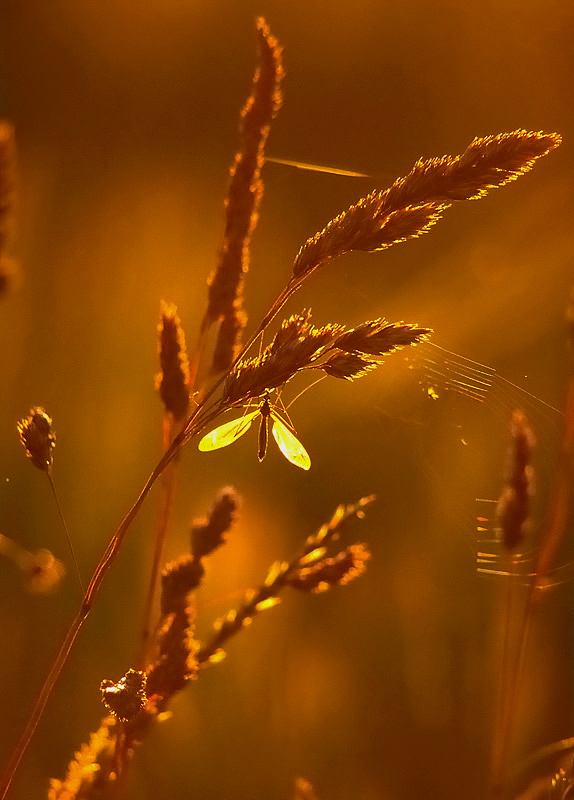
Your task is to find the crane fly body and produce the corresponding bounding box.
[198,397,311,470]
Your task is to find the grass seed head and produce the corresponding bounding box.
[205,19,283,372]
[289,544,371,593]
[223,314,341,403]
[156,302,190,422]
[48,719,116,800]
[496,409,535,551]
[292,130,560,284]
[100,670,148,723]
[161,556,205,616]
[334,319,432,356]
[17,407,56,473]
[211,308,248,375]
[146,608,199,699]
[292,199,444,281]
[322,352,378,380]
[190,486,240,558]
[384,129,561,208]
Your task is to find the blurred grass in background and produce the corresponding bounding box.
[0,2,573,799]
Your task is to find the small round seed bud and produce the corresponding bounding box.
[100,669,147,722]
[17,407,55,473]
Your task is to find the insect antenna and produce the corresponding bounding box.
[284,374,327,412]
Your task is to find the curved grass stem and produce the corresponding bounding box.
[0,277,308,799]
[138,416,179,669]
[0,425,186,799]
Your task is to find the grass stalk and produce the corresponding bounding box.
[46,473,84,596]
[491,378,574,798]
[138,415,179,670]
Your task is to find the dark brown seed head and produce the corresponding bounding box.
[205,16,283,372]
[211,308,248,375]
[161,556,205,616]
[156,302,190,422]
[17,407,55,473]
[496,410,535,552]
[190,486,240,559]
[100,669,147,722]
[146,607,199,700]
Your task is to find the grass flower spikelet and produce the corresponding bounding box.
[156,302,190,422]
[17,407,56,473]
[206,19,283,372]
[292,130,560,283]
[496,410,535,552]
[190,486,239,558]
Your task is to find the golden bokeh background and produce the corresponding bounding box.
[1,2,574,799]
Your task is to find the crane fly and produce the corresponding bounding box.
[198,396,311,470]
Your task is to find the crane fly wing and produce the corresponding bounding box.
[271,414,311,470]
[198,402,311,469]
[198,410,259,452]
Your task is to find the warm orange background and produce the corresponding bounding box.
[1,2,574,799]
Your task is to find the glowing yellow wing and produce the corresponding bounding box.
[198,410,259,452]
[271,414,311,470]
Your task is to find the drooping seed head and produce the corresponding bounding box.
[334,319,432,356]
[322,352,378,380]
[291,130,561,284]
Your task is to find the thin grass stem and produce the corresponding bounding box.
[46,472,83,595]
[490,553,522,798]
[0,431,185,799]
[138,415,179,669]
